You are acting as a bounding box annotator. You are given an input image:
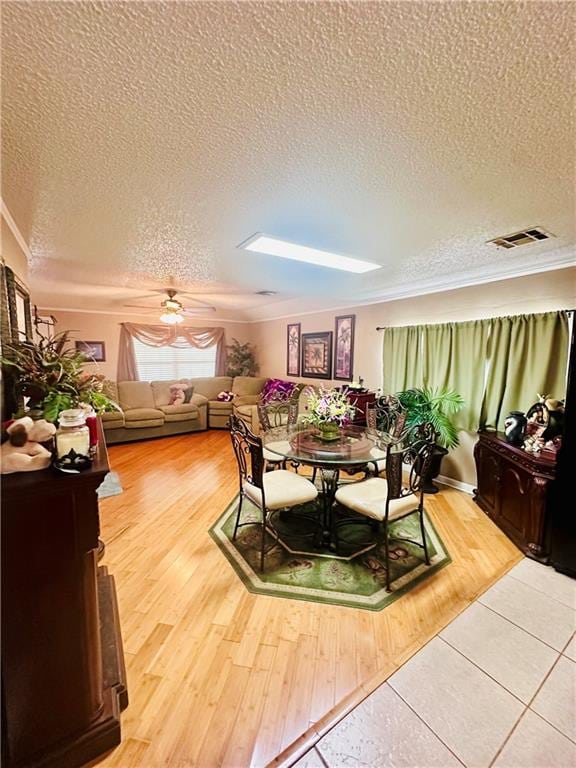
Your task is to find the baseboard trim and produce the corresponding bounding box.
[436,475,475,495]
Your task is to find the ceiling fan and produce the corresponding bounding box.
[124,289,216,324]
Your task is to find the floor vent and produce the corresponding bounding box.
[488,227,554,249]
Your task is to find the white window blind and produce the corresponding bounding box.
[133,339,217,380]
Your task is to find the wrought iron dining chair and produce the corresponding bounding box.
[365,395,408,476]
[334,423,436,591]
[257,399,299,470]
[229,415,318,571]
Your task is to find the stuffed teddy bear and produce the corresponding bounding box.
[169,383,187,406]
[168,382,194,406]
[1,416,57,474]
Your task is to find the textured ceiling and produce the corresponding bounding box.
[2,0,575,319]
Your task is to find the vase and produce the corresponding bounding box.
[318,423,341,441]
[504,410,527,445]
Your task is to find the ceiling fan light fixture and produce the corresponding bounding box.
[160,311,184,325]
[163,297,182,311]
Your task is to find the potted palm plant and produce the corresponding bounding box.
[396,387,464,493]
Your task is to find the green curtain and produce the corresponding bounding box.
[420,320,491,432]
[382,311,568,434]
[383,325,423,393]
[480,311,569,430]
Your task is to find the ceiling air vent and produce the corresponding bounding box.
[488,227,554,250]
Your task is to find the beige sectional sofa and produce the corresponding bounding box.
[102,376,267,444]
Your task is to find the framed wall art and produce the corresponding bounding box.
[286,322,301,376]
[2,265,33,344]
[301,331,333,379]
[334,314,355,381]
[75,340,106,362]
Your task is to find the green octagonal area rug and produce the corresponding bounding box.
[209,495,451,611]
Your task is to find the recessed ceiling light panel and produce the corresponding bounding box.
[238,234,381,274]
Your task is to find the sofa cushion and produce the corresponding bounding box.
[232,376,267,397]
[151,379,194,407]
[159,403,198,416]
[101,410,125,428]
[124,407,165,428]
[190,393,208,407]
[189,376,233,401]
[209,400,233,412]
[160,404,199,423]
[118,381,155,410]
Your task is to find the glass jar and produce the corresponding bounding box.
[55,409,90,459]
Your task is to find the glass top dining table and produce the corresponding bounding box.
[261,424,389,468]
[261,424,393,556]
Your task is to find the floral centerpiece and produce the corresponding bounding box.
[301,386,356,440]
[1,331,119,423]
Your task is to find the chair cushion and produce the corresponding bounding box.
[243,470,318,510]
[335,477,419,522]
[263,441,291,463]
[369,446,387,473]
[124,407,165,428]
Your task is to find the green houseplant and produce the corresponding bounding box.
[225,338,259,377]
[396,387,465,492]
[1,331,118,422]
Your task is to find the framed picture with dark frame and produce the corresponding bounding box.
[75,340,106,362]
[334,314,355,381]
[287,322,301,376]
[2,265,33,343]
[301,331,333,379]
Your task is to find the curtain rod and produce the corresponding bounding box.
[375,308,575,330]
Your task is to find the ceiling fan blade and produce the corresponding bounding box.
[175,295,220,308]
[123,304,158,310]
[182,306,216,315]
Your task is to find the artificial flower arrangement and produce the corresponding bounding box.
[300,386,356,433]
[1,330,119,422]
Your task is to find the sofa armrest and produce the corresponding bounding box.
[233,394,260,407]
[190,393,209,407]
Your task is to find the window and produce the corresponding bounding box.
[133,339,217,380]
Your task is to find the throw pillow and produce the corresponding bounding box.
[261,378,297,403]
[169,384,194,405]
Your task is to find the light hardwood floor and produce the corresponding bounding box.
[92,430,522,768]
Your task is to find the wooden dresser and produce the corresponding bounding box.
[344,390,377,426]
[473,431,556,562]
[1,427,128,768]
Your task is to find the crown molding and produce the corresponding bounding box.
[38,305,251,323]
[243,250,576,323]
[1,199,32,264]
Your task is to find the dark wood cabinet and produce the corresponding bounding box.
[473,431,556,561]
[344,390,376,426]
[1,427,128,768]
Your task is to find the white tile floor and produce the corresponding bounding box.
[292,559,576,768]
